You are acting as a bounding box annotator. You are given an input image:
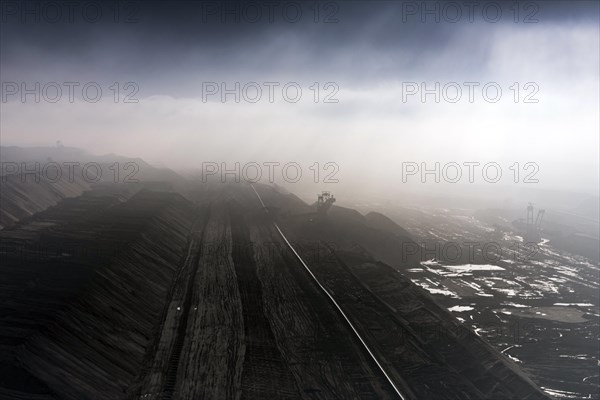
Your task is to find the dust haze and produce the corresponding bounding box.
[2,1,598,201]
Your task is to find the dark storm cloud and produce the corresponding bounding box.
[1,1,598,195]
[2,0,597,98]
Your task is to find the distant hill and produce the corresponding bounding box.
[0,146,186,229]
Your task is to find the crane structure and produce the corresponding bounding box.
[317,191,336,215]
[517,202,545,243]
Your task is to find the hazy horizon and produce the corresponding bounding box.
[2,1,599,197]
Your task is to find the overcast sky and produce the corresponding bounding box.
[1,0,598,197]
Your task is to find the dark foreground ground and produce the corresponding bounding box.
[0,181,551,399]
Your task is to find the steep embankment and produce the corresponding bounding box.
[0,190,196,400]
